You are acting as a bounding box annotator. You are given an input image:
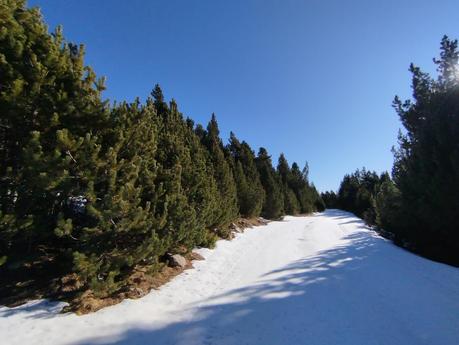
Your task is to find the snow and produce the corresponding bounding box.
[1,209,459,345]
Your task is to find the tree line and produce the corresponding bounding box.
[0,0,324,299]
[322,36,459,266]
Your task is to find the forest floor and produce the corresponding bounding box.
[1,210,458,345]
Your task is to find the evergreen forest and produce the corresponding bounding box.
[322,36,459,266]
[0,0,324,305]
[1,0,459,313]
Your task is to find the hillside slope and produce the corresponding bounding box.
[1,210,458,345]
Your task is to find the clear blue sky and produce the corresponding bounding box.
[29,0,459,192]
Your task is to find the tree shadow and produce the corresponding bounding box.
[0,299,66,319]
[338,220,363,226]
[69,226,457,345]
[320,209,358,220]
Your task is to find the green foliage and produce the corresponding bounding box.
[277,155,323,215]
[198,229,219,249]
[311,185,326,212]
[277,154,299,214]
[0,0,325,302]
[153,94,220,249]
[256,148,284,219]
[334,168,388,225]
[389,36,459,264]
[330,37,459,266]
[0,0,109,270]
[71,101,167,295]
[283,187,301,214]
[200,114,239,234]
[291,163,315,214]
[228,133,265,217]
[321,191,339,209]
[374,179,401,235]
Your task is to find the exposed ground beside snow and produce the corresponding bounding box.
[1,209,459,345]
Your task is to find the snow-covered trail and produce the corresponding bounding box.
[1,210,459,345]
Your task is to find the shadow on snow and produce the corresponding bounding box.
[70,215,455,345]
[3,210,456,344]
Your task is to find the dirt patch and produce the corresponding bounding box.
[299,213,315,216]
[188,252,205,261]
[65,258,196,315]
[231,217,269,231]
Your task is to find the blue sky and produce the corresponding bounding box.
[29,0,459,192]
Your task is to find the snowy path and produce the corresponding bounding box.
[1,210,459,345]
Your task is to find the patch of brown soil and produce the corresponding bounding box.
[291,213,314,217]
[233,217,269,230]
[187,252,205,261]
[67,258,195,315]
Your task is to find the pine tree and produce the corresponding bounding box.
[255,148,284,219]
[321,191,338,209]
[375,176,401,237]
[290,162,314,214]
[70,100,165,296]
[152,89,219,249]
[228,132,265,217]
[389,36,459,264]
[201,114,239,235]
[335,169,390,225]
[0,0,332,304]
[311,184,326,212]
[0,1,109,274]
[277,154,300,214]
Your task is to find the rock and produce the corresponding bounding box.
[229,222,242,233]
[189,252,205,261]
[168,254,187,268]
[257,217,269,225]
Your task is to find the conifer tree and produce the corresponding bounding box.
[70,100,165,296]
[152,88,219,248]
[321,191,339,209]
[0,0,332,303]
[277,154,300,214]
[228,133,265,217]
[150,88,199,250]
[255,148,284,219]
[375,177,401,236]
[336,169,388,225]
[0,0,109,272]
[290,162,314,214]
[311,184,326,212]
[201,115,239,234]
[389,36,459,264]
